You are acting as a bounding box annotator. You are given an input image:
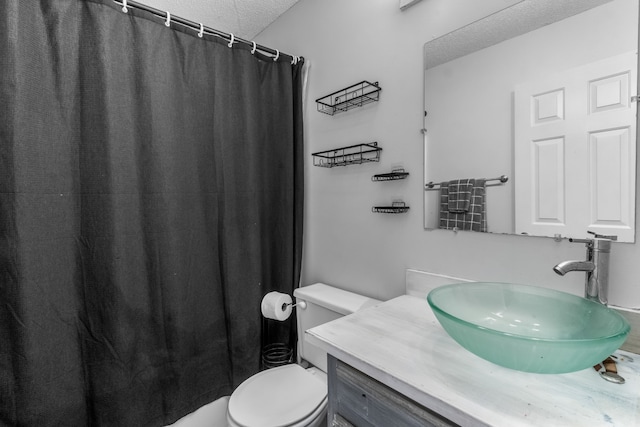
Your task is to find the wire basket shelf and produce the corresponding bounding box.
[312,142,382,168]
[316,81,382,116]
[372,201,410,214]
[372,168,409,182]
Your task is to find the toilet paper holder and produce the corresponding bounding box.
[262,291,303,321]
[285,300,307,310]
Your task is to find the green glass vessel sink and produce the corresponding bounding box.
[427,282,630,374]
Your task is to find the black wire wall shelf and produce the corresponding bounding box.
[312,142,382,168]
[372,168,409,182]
[372,201,410,214]
[316,81,382,116]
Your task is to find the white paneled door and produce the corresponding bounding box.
[515,52,637,242]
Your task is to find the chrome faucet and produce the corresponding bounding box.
[553,233,616,305]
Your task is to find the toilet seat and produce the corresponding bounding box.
[227,364,327,427]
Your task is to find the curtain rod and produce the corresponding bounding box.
[113,0,302,64]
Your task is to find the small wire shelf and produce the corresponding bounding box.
[316,81,382,116]
[312,142,382,168]
[372,168,409,182]
[372,201,410,214]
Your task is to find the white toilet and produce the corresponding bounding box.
[226,283,381,427]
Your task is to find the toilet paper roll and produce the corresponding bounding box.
[261,291,293,321]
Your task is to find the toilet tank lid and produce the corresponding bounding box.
[293,283,382,315]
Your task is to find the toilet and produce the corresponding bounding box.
[226,283,381,427]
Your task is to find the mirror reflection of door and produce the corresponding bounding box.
[514,52,637,242]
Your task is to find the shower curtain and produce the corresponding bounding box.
[0,0,304,425]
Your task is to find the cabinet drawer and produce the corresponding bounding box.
[329,357,458,427]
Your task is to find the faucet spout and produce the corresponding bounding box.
[552,237,612,305]
[553,260,595,276]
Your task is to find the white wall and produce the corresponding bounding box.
[256,0,640,308]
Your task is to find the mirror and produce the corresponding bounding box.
[423,0,638,242]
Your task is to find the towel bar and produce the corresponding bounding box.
[425,175,508,190]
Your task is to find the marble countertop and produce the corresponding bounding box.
[306,295,640,426]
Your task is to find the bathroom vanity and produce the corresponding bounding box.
[306,295,640,426]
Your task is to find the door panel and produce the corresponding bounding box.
[515,51,637,241]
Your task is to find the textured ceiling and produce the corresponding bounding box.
[136,0,301,40]
[424,0,614,69]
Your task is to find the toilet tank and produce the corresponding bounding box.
[293,283,381,372]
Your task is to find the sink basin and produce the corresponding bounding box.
[427,282,630,374]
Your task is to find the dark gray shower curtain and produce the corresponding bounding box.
[0,0,304,425]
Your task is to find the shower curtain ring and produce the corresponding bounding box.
[122,0,128,13]
[198,23,204,38]
[273,49,280,62]
[251,41,257,55]
[228,33,235,48]
[165,11,171,27]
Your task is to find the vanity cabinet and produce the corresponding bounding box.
[327,355,458,427]
[310,295,640,426]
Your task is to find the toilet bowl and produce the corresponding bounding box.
[226,283,381,427]
[226,364,327,427]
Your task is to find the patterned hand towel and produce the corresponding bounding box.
[447,179,473,212]
[439,179,487,232]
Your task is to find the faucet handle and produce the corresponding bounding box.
[587,231,618,241]
[568,237,593,246]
